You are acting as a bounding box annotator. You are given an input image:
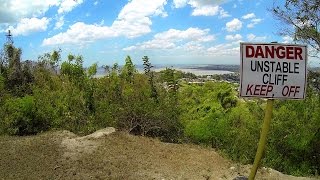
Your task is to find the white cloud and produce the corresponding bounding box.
[0,0,59,23]
[192,5,219,16]
[54,0,84,33]
[225,34,242,41]
[123,27,214,51]
[183,42,205,52]
[219,8,231,18]
[42,22,117,46]
[207,43,239,56]
[242,13,255,19]
[8,17,49,36]
[0,0,83,37]
[247,18,262,28]
[282,35,293,43]
[251,18,262,23]
[111,0,167,38]
[154,27,214,42]
[173,0,188,8]
[54,16,64,29]
[247,33,267,42]
[188,0,228,7]
[94,1,98,6]
[99,20,105,26]
[129,40,176,50]
[58,0,83,14]
[173,0,228,16]
[226,18,242,32]
[123,46,138,51]
[117,0,167,18]
[43,0,168,45]
[0,0,83,23]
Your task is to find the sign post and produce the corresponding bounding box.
[248,99,273,180]
[239,42,307,180]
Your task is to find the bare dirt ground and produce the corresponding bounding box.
[0,128,318,180]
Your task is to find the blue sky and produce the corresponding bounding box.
[0,0,318,66]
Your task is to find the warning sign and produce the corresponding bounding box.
[240,43,307,99]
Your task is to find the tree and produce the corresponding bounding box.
[121,56,136,83]
[308,69,320,95]
[161,67,179,94]
[87,63,98,78]
[142,56,153,74]
[86,63,98,112]
[102,65,110,75]
[0,46,8,74]
[37,49,61,74]
[60,54,85,86]
[272,0,320,56]
[1,44,26,96]
[50,49,61,73]
[142,56,158,101]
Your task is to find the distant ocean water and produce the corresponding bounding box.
[95,64,235,77]
[150,68,233,76]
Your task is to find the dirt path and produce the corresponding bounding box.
[0,129,318,180]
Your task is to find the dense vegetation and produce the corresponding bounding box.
[0,43,319,176]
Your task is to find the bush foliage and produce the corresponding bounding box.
[0,44,319,176]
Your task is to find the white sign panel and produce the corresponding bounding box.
[240,43,307,99]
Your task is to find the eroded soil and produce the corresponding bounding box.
[0,129,318,180]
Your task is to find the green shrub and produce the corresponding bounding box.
[2,96,51,135]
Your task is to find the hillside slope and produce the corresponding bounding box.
[0,129,317,180]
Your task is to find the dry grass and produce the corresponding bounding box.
[0,130,317,180]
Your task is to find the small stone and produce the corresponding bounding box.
[233,176,248,180]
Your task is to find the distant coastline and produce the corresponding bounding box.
[152,68,234,76]
[95,64,238,77]
[172,64,238,76]
[95,64,319,77]
[180,64,239,72]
